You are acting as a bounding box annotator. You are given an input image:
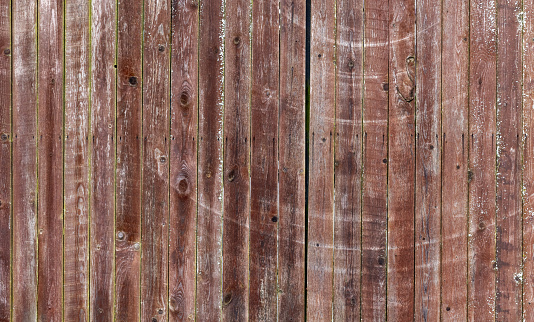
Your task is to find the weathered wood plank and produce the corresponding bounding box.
[64,0,90,319]
[308,0,335,319]
[278,0,306,320]
[361,1,388,320]
[90,0,117,318]
[169,0,198,320]
[37,0,64,320]
[196,0,224,319]
[221,0,250,320]
[115,0,143,319]
[468,0,497,319]
[441,0,469,318]
[249,0,279,320]
[495,0,522,319]
[0,0,10,318]
[141,0,170,320]
[12,0,38,319]
[415,0,441,320]
[386,0,416,318]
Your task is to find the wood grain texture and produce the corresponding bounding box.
[169,0,198,320]
[308,0,335,319]
[386,0,416,319]
[415,0,441,320]
[278,0,306,320]
[141,0,170,320]
[249,0,279,320]
[37,0,64,320]
[221,0,250,320]
[0,0,10,319]
[361,1,388,320]
[64,0,90,319]
[12,0,38,319]
[196,0,224,319]
[441,0,469,318]
[333,0,363,320]
[114,0,143,319]
[495,0,522,319]
[90,0,116,319]
[468,0,497,319]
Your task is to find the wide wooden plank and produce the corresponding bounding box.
[169,0,198,320]
[415,0,441,320]
[386,0,416,318]
[0,0,10,318]
[278,0,306,320]
[141,0,170,320]
[361,1,388,320]
[221,0,250,320]
[64,0,90,319]
[90,0,116,318]
[308,0,335,319]
[115,0,143,319]
[196,0,224,319]
[37,0,64,320]
[441,0,469,318]
[495,0,522,319]
[12,0,38,319]
[249,0,279,320]
[468,0,497,319]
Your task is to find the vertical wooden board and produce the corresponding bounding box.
[468,0,497,319]
[333,0,363,320]
[141,0,170,320]
[278,0,306,320]
[249,0,279,320]
[386,0,416,319]
[441,0,469,318]
[221,0,250,320]
[115,0,143,319]
[308,0,335,319]
[415,0,441,320]
[196,0,224,319]
[0,0,10,319]
[12,0,38,319]
[64,0,90,319]
[495,0,522,319]
[37,0,64,320]
[90,0,116,319]
[523,0,534,317]
[361,0,388,320]
[169,0,198,320]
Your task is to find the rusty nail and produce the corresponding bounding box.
[3,49,10,55]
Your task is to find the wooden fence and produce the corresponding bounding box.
[0,0,532,320]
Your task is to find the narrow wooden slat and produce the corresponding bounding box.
[249,0,279,320]
[169,0,198,320]
[523,0,534,317]
[468,0,497,319]
[90,0,116,318]
[0,0,10,318]
[415,0,441,320]
[441,0,469,318]
[141,0,170,320]
[12,0,38,319]
[64,0,90,318]
[37,0,64,320]
[221,0,250,319]
[495,0,522,318]
[115,0,143,319]
[361,0,388,319]
[196,0,224,319]
[386,0,416,318]
[278,0,306,319]
[308,0,335,319]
